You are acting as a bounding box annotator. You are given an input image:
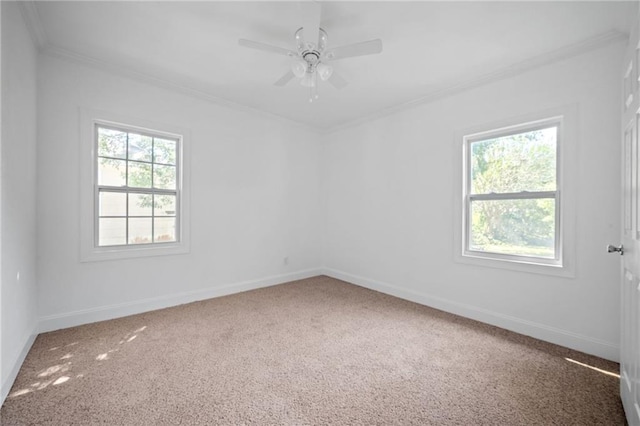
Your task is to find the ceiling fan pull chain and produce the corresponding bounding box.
[313,72,319,101]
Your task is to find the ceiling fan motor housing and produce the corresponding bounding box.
[303,51,319,66]
[296,27,327,72]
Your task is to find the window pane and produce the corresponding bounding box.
[471,127,556,194]
[154,138,176,165]
[128,133,153,162]
[98,158,126,187]
[94,124,182,251]
[97,127,126,159]
[154,217,176,242]
[129,193,153,216]
[127,162,152,188]
[99,191,126,216]
[154,195,176,216]
[129,218,152,244]
[99,218,126,246]
[153,165,176,190]
[469,198,555,258]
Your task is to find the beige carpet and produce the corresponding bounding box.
[1,276,624,425]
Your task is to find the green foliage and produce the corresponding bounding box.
[470,127,557,257]
[471,128,556,194]
[97,127,177,217]
[98,128,126,159]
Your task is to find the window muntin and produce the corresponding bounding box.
[95,124,181,248]
[464,118,560,265]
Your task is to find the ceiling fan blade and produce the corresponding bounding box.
[327,71,348,89]
[274,70,296,87]
[323,39,383,61]
[299,1,321,48]
[239,39,296,57]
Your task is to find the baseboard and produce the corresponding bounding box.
[322,268,620,362]
[39,268,323,333]
[1,327,37,405]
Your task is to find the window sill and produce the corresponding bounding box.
[455,251,575,278]
[80,241,189,262]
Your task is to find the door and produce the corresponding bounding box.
[620,29,640,425]
[620,117,640,425]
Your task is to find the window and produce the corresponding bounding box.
[463,117,561,266]
[96,124,180,247]
[80,110,189,262]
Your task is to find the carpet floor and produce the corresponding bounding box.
[1,276,624,425]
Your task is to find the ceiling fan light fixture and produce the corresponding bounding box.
[316,63,333,81]
[291,58,307,78]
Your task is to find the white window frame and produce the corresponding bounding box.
[80,109,190,262]
[453,107,576,277]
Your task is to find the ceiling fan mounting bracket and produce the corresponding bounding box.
[295,27,327,53]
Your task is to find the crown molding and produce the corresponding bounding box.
[42,44,324,134]
[322,29,629,135]
[35,23,626,136]
[16,1,319,132]
[18,0,49,50]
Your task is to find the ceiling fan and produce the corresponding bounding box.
[238,2,383,102]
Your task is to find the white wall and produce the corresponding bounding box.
[6,15,625,403]
[36,55,322,331]
[1,2,39,400]
[37,40,625,362]
[322,42,624,361]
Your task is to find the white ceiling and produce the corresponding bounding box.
[28,1,636,131]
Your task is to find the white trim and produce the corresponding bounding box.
[30,23,622,136]
[1,328,37,405]
[79,108,191,262]
[626,60,634,79]
[324,30,627,135]
[17,1,48,50]
[322,268,619,362]
[463,117,562,267]
[453,105,577,278]
[623,370,632,392]
[44,45,321,134]
[38,268,323,333]
[622,373,639,425]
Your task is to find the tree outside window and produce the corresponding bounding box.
[96,125,180,247]
[466,121,559,261]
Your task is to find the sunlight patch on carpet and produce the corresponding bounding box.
[37,363,70,378]
[8,388,32,398]
[565,358,620,378]
[53,376,70,385]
